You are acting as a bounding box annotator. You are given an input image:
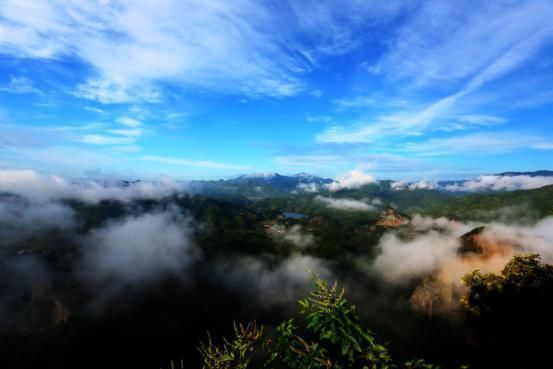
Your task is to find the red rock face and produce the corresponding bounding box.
[410,226,519,318]
[376,209,407,228]
[459,229,515,260]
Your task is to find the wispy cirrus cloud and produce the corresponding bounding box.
[0,76,43,95]
[1,1,551,179]
[372,0,553,86]
[0,0,304,102]
[457,115,506,125]
[0,0,407,103]
[73,116,148,152]
[403,132,553,157]
[317,0,553,144]
[318,35,550,144]
[333,95,376,110]
[77,134,136,146]
[117,117,142,128]
[438,115,507,132]
[286,0,408,57]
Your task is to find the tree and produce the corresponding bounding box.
[197,278,444,369]
[462,254,553,367]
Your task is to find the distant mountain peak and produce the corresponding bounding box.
[496,170,553,177]
[236,172,278,179]
[233,172,328,182]
[293,172,314,178]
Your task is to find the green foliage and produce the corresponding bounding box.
[198,322,264,369]
[419,185,553,222]
[266,319,331,369]
[255,183,553,227]
[198,278,446,369]
[461,254,553,367]
[461,254,553,316]
[297,279,392,369]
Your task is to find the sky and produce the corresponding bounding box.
[0,0,552,181]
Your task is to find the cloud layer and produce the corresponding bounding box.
[372,215,553,284]
[325,170,376,191]
[0,169,182,203]
[0,0,407,103]
[316,196,379,211]
[0,196,75,243]
[0,0,307,102]
[83,207,199,285]
[392,175,553,192]
[444,175,553,192]
[214,254,331,307]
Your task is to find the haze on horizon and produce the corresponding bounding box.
[1,0,553,180]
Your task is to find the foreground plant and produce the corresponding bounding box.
[198,277,444,369]
[198,322,264,369]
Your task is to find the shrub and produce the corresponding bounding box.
[198,277,443,369]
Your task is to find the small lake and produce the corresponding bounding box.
[282,212,306,219]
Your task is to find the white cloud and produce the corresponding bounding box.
[315,195,378,211]
[389,180,439,191]
[373,229,463,283]
[457,115,506,125]
[403,132,553,157]
[371,215,553,284]
[371,215,474,283]
[333,95,376,110]
[84,106,108,115]
[0,168,182,203]
[117,117,142,128]
[269,224,314,249]
[78,134,136,145]
[392,174,553,192]
[408,180,439,191]
[438,114,507,132]
[106,128,144,137]
[297,182,319,192]
[316,1,553,144]
[0,1,414,103]
[373,0,553,86]
[316,95,459,143]
[0,196,76,244]
[325,170,376,191]
[390,180,407,190]
[0,0,312,102]
[0,76,42,94]
[84,208,199,285]
[215,254,331,306]
[445,175,553,192]
[70,116,147,149]
[287,0,408,56]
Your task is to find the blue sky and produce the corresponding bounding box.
[1,0,553,180]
